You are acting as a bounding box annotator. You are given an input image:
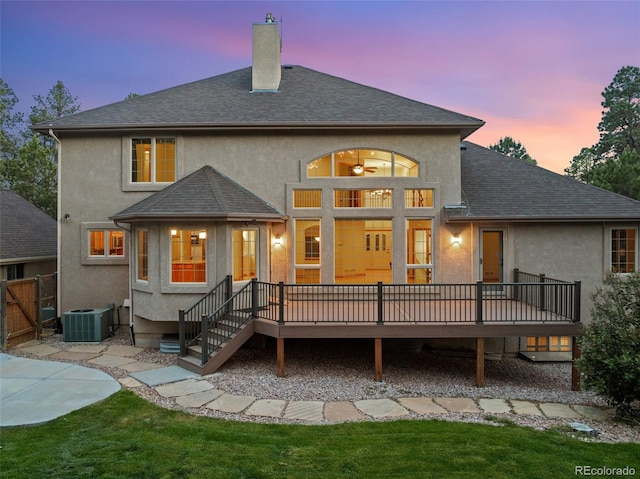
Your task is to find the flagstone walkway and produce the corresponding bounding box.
[3,339,615,426]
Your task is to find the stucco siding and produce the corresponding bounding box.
[512,223,605,324]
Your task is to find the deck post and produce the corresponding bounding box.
[178,309,186,356]
[374,338,383,381]
[572,281,581,323]
[225,275,233,315]
[475,281,483,323]
[251,277,259,318]
[278,282,285,325]
[513,268,520,301]
[571,336,581,391]
[476,337,485,387]
[201,313,209,365]
[539,274,546,311]
[277,337,285,377]
[377,282,384,325]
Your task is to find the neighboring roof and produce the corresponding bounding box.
[110,166,286,222]
[0,189,57,261]
[32,66,484,138]
[444,142,640,223]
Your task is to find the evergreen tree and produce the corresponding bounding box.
[488,136,537,165]
[565,66,640,200]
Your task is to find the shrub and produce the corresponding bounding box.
[577,272,640,418]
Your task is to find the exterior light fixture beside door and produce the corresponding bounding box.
[452,233,462,246]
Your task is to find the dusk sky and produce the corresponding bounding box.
[2,1,639,173]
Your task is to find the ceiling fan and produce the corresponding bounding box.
[339,161,377,175]
[339,151,377,175]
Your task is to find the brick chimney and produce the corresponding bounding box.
[252,13,281,92]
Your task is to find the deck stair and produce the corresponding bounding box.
[177,313,254,375]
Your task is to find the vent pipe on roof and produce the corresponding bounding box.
[252,13,281,92]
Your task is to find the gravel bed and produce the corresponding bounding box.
[10,328,640,443]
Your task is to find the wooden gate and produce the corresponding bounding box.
[0,274,57,350]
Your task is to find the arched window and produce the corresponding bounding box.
[307,149,418,178]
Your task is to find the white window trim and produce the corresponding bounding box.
[122,135,182,192]
[81,222,128,265]
[136,228,149,284]
[232,227,260,284]
[608,226,638,275]
[406,218,433,283]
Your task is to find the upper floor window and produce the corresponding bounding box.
[132,138,176,183]
[293,189,322,208]
[611,228,637,273]
[89,229,124,257]
[405,189,434,208]
[307,149,418,178]
[334,189,392,208]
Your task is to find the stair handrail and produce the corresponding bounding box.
[178,275,232,356]
[197,279,255,364]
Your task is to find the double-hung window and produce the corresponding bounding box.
[132,138,176,183]
[611,228,637,273]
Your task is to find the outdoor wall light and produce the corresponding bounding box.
[171,229,178,236]
[199,231,207,239]
[62,213,71,222]
[273,235,283,247]
[452,233,462,246]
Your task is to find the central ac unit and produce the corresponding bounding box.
[62,307,112,342]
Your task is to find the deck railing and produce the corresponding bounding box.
[513,269,580,320]
[178,271,580,359]
[252,271,581,325]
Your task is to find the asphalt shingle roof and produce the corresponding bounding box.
[444,142,640,222]
[110,166,286,222]
[32,66,484,137]
[0,189,57,261]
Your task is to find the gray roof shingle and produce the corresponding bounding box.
[32,66,484,137]
[444,142,640,222]
[0,189,57,261]
[110,166,286,222]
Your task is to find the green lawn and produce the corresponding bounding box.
[1,390,638,479]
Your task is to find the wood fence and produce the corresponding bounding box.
[0,273,57,351]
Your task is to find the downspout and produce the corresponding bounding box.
[48,129,62,320]
[113,220,134,340]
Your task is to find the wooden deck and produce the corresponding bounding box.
[178,274,583,388]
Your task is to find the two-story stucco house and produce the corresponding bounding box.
[32,18,640,383]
